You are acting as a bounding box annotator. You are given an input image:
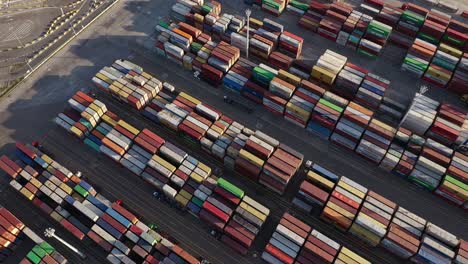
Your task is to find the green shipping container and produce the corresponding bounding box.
[158,21,169,29]
[358,48,378,59]
[32,245,47,259]
[191,196,204,207]
[408,176,437,191]
[318,99,344,113]
[218,178,244,198]
[263,0,281,10]
[84,138,101,152]
[191,42,203,53]
[79,119,93,131]
[401,11,424,27]
[27,251,42,264]
[432,57,456,71]
[445,175,468,190]
[290,1,309,11]
[39,242,55,255]
[74,184,89,198]
[96,125,109,136]
[417,32,439,45]
[404,57,428,71]
[442,34,465,47]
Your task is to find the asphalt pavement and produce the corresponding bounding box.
[0,0,466,262]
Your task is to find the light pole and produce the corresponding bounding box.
[44,228,86,259]
[245,8,251,59]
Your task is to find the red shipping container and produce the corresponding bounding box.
[60,219,85,240]
[265,243,294,264]
[202,201,230,223]
[224,225,253,247]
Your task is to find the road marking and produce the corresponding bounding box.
[0,19,33,42]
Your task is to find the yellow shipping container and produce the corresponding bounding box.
[426,67,451,82]
[20,188,34,200]
[60,183,73,194]
[249,17,263,28]
[141,71,152,80]
[30,178,42,189]
[190,172,204,183]
[179,189,192,200]
[109,85,120,96]
[438,43,463,58]
[102,115,117,127]
[211,125,224,135]
[198,162,211,175]
[117,90,129,101]
[52,211,65,222]
[286,102,310,119]
[239,149,265,168]
[95,73,113,85]
[311,66,335,85]
[70,126,84,139]
[113,80,123,88]
[152,156,176,172]
[307,171,335,190]
[175,194,189,207]
[195,56,207,64]
[278,70,301,87]
[121,85,134,94]
[89,103,104,117]
[41,154,53,165]
[118,120,140,135]
[50,211,63,222]
[337,252,360,264]
[81,112,97,127]
[442,181,468,200]
[194,13,204,23]
[359,213,387,229]
[340,247,371,264]
[179,92,201,105]
[240,202,267,222]
[327,202,355,220]
[371,119,395,133]
[338,181,366,199]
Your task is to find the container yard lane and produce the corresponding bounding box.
[40,127,262,264]
[41,84,400,264]
[0,0,466,263]
[128,52,468,236]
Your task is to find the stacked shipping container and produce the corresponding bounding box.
[321,177,368,231]
[262,212,371,264]
[93,60,468,211]
[293,164,339,213]
[0,144,201,264]
[0,206,68,263]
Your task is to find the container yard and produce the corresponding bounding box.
[0,0,467,263]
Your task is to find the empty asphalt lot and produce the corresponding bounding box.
[0,0,466,262]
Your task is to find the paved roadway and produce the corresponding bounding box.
[0,0,466,262]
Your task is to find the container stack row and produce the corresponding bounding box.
[262,212,371,264]
[349,191,397,247]
[94,61,305,196]
[291,162,467,262]
[0,206,68,264]
[292,164,339,213]
[55,91,274,256]
[93,60,468,209]
[321,177,368,232]
[272,0,468,65]
[262,212,310,263]
[1,143,201,264]
[434,151,467,207]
